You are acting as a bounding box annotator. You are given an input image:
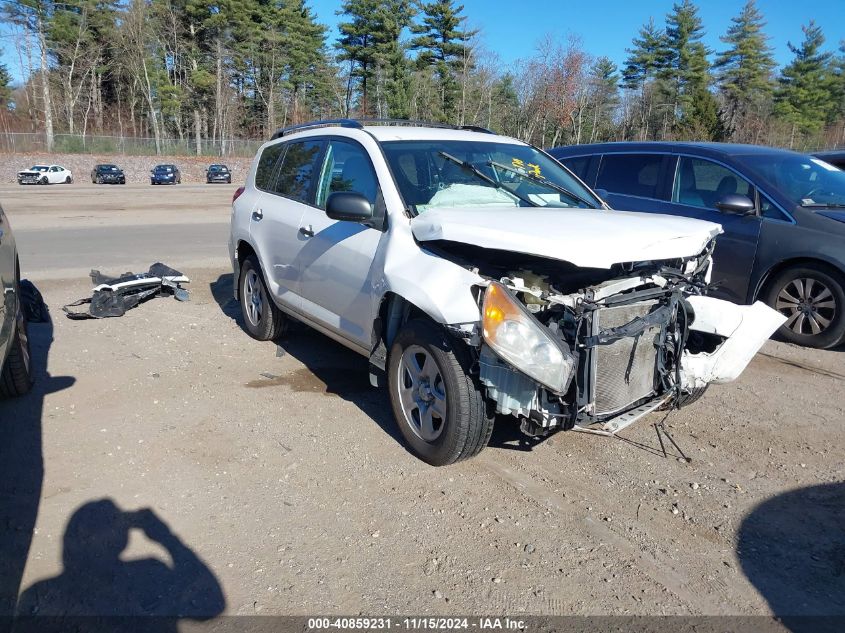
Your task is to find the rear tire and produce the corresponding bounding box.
[764,263,845,349]
[65,175,72,184]
[238,255,286,341]
[387,319,494,466]
[1,309,34,399]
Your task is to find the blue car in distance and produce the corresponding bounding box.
[548,142,845,349]
[150,164,181,185]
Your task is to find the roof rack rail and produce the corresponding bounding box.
[270,118,497,139]
[271,119,362,139]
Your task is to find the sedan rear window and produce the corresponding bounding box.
[596,154,663,199]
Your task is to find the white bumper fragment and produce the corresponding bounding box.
[681,297,786,388]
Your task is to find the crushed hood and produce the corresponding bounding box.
[410,207,723,269]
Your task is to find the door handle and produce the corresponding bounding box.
[252,208,263,221]
[299,225,314,237]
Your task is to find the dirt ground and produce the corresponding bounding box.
[0,184,843,626]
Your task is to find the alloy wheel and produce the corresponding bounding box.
[775,277,837,336]
[395,345,448,442]
[244,269,263,326]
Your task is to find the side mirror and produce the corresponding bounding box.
[326,192,373,223]
[715,194,755,215]
[594,188,610,200]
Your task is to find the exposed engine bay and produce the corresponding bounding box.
[430,239,784,438]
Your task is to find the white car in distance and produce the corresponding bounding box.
[17,164,74,185]
[228,119,785,466]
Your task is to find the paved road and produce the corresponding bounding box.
[15,222,230,279]
[2,182,232,279]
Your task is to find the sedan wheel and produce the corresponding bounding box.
[766,263,845,349]
[0,308,34,398]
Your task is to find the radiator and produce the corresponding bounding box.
[594,301,661,417]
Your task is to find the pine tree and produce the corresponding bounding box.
[410,0,475,120]
[336,0,413,117]
[775,21,835,142]
[714,0,775,136]
[0,51,11,109]
[660,0,712,129]
[622,18,666,91]
[587,57,620,142]
[622,18,668,140]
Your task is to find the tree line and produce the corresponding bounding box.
[0,0,843,154]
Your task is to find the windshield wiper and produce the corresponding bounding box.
[438,152,538,207]
[801,202,845,209]
[488,160,596,208]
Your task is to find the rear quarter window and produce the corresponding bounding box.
[596,154,663,199]
[255,143,285,191]
[560,156,591,181]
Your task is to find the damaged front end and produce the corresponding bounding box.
[462,242,784,438]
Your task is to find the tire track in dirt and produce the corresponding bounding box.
[480,456,736,615]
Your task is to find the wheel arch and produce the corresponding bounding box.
[368,291,473,387]
[232,239,258,301]
[752,256,845,302]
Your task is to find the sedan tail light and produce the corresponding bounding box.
[232,186,245,203]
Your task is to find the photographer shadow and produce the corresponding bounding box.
[0,298,74,619]
[14,499,225,632]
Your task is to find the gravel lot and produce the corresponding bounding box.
[0,183,843,627]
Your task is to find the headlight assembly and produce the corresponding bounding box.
[482,282,575,393]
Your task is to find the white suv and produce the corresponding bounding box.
[229,120,784,466]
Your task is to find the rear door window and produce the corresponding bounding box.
[255,143,285,192]
[596,154,663,199]
[672,157,752,210]
[273,140,324,203]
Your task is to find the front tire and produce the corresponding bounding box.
[39,176,48,185]
[238,255,286,341]
[388,319,494,466]
[764,263,845,349]
[1,309,34,399]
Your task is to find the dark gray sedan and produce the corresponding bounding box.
[0,202,33,398]
[206,164,231,184]
[548,142,845,348]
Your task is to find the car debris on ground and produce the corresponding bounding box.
[62,263,190,319]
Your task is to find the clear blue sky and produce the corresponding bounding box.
[2,0,843,83]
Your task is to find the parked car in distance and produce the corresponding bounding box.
[91,163,126,185]
[17,164,73,185]
[548,142,845,349]
[812,150,845,170]
[229,119,783,466]
[150,164,181,185]
[206,164,232,184]
[0,201,34,398]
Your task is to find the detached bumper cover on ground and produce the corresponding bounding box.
[62,263,190,319]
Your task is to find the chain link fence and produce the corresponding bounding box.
[0,132,262,157]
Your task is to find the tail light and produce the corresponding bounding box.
[232,186,245,203]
